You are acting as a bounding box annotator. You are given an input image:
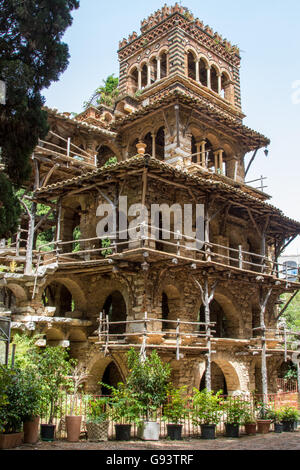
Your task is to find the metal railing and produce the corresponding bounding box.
[40,392,299,440]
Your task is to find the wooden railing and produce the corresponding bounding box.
[33,223,300,283]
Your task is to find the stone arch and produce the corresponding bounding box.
[40,277,87,316]
[1,283,28,311]
[194,288,242,339]
[102,290,127,335]
[199,357,242,394]
[87,354,125,393]
[159,282,182,330]
[45,327,65,343]
[67,328,87,342]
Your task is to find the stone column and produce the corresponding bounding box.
[151,133,156,158]
[147,64,151,87]
[218,74,222,95]
[195,142,201,164]
[195,60,200,82]
[207,67,211,89]
[138,68,142,90]
[157,58,161,81]
[200,140,206,167]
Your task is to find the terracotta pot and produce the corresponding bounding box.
[66,416,82,442]
[23,417,40,444]
[0,432,24,449]
[257,419,272,434]
[244,423,257,436]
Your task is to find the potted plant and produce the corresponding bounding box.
[34,346,73,442]
[243,409,257,436]
[65,363,89,442]
[21,368,43,445]
[86,397,110,442]
[280,406,299,432]
[268,409,284,433]
[104,382,142,441]
[0,366,24,449]
[162,385,188,440]
[224,397,247,438]
[126,349,171,441]
[192,389,223,440]
[256,403,272,434]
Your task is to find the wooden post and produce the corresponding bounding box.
[176,318,180,361]
[260,287,272,405]
[204,199,211,262]
[192,277,218,392]
[175,104,180,148]
[238,245,243,270]
[25,201,36,275]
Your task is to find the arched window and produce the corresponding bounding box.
[160,52,168,79]
[155,127,165,160]
[198,299,227,338]
[42,282,75,317]
[187,52,196,80]
[141,63,148,89]
[150,57,158,84]
[103,290,127,335]
[199,59,208,87]
[128,67,138,94]
[210,66,219,93]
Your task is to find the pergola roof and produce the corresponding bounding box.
[34,155,300,236]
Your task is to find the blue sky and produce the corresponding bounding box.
[43,0,300,254]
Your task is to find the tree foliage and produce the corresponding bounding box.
[83,74,119,109]
[0,0,79,238]
[281,292,300,331]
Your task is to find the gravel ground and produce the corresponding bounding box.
[13,430,300,451]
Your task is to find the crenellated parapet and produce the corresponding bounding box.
[118,4,240,64]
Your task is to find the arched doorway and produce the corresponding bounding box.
[103,291,127,336]
[160,286,181,331]
[0,287,17,312]
[198,299,228,338]
[87,356,124,394]
[200,362,228,395]
[101,362,123,395]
